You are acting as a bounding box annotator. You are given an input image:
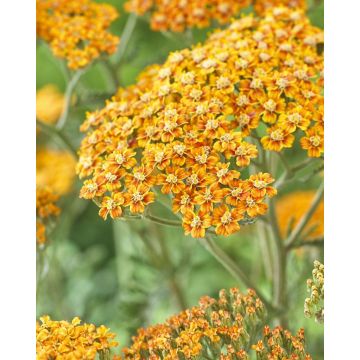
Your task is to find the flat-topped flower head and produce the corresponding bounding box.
[77,7,323,238]
[36,0,119,69]
[36,316,118,359]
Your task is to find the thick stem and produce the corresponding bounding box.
[56,69,84,130]
[36,120,77,159]
[200,234,276,313]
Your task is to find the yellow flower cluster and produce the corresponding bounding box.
[124,0,308,32]
[37,148,77,196]
[36,0,120,69]
[36,85,65,125]
[36,187,60,245]
[304,260,324,323]
[124,0,251,32]
[36,315,118,359]
[276,191,324,240]
[77,7,323,238]
[121,288,266,359]
[252,325,312,360]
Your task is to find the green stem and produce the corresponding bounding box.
[36,120,77,159]
[200,234,276,313]
[287,237,324,250]
[267,199,287,326]
[56,69,84,130]
[285,183,324,248]
[113,13,137,65]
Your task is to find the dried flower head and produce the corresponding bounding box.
[304,260,324,323]
[36,315,118,359]
[36,0,120,69]
[36,85,65,124]
[125,0,251,32]
[77,7,323,238]
[121,288,266,359]
[36,187,60,245]
[37,149,76,196]
[276,191,324,240]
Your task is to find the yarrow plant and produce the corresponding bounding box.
[36,0,120,69]
[77,6,323,240]
[304,260,324,323]
[36,315,118,359]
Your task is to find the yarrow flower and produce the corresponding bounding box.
[36,0,120,69]
[304,260,324,323]
[36,85,65,124]
[36,187,60,245]
[124,0,308,32]
[276,190,324,240]
[124,0,251,32]
[37,148,76,196]
[77,7,323,238]
[118,288,312,359]
[36,315,118,359]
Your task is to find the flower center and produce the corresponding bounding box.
[288,113,302,124]
[216,76,231,90]
[217,168,228,178]
[180,194,190,205]
[238,114,250,126]
[173,144,186,155]
[195,153,208,164]
[132,191,144,203]
[115,154,125,165]
[253,180,266,189]
[134,172,145,181]
[221,211,232,225]
[206,119,219,130]
[309,135,321,147]
[270,130,284,141]
[235,145,247,156]
[187,174,199,185]
[155,152,164,163]
[191,216,202,228]
[166,174,178,184]
[264,99,276,112]
[105,172,117,182]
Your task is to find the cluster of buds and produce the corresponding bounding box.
[304,260,324,323]
[36,0,119,69]
[77,6,323,238]
[125,0,307,32]
[36,316,118,359]
[252,326,312,360]
[118,288,312,359]
[120,288,266,359]
[36,187,61,245]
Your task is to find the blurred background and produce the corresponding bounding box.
[36,0,324,357]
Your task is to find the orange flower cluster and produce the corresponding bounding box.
[124,0,251,32]
[36,0,120,69]
[36,85,65,125]
[36,187,60,245]
[252,325,312,360]
[77,7,323,238]
[36,315,118,359]
[253,0,306,15]
[276,190,324,240]
[124,0,308,32]
[121,288,266,359]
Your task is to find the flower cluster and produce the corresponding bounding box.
[124,0,251,32]
[276,191,324,240]
[36,315,118,359]
[36,187,61,245]
[37,148,77,196]
[253,0,306,15]
[121,288,266,359]
[304,260,324,323]
[119,288,312,359]
[36,85,65,125]
[252,325,312,360]
[36,0,120,69]
[77,7,323,237]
